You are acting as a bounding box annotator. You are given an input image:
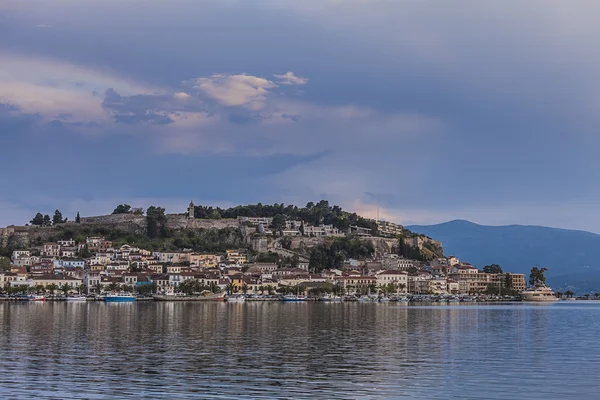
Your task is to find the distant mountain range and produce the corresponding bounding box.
[407,220,600,293]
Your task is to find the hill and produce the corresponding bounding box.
[407,220,600,293]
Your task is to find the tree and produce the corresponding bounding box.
[47,284,58,295]
[146,206,167,238]
[30,213,44,226]
[407,266,419,276]
[62,283,71,295]
[53,209,67,225]
[94,283,103,294]
[271,214,286,232]
[113,204,132,214]
[529,267,547,287]
[280,236,292,250]
[107,282,120,293]
[226,283,236,295]
[42,214,52,226]
[76,212,81,224]
[0,257,10,272]
[242,284,249,295]
[483,264,503,274]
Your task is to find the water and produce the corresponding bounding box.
[0,301,599,399]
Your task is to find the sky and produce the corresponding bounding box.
[2,0,600,231]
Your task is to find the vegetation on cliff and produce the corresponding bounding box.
[308,237,375,272]
[193,200,379,234]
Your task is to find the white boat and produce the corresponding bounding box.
[226,294,245,302]
[65,295,87,301]
[27,295,46,302]
[320,295,342,302]
[521,286,558,302]
[378,296,390,303]
[358,296,375,302]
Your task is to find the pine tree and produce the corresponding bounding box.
[76,212,81,224]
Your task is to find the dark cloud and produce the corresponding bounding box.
[0,104,42,131]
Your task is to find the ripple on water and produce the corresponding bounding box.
[0,302,599,399]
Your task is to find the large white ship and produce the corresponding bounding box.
[521,285,558,302]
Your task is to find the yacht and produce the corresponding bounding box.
[226,294,245,302]
[65,295,87,301]
[320,294,343,302]
[521,286,558,302]
[104,293,136,302]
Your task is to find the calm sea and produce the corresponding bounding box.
[0,301,598,399]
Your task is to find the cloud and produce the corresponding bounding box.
[274,71,308,85]
[189,73,278,110]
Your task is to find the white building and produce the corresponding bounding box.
[376,270,408,292]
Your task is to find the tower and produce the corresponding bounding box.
[188,201,195,219]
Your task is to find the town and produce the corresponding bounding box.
[0,201,528,302]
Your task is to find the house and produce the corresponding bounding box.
[376,270,408,293]
[10,266,28,277]
[166,264,183,274]
[30,262,54,276]
[57,239,76,247]
[382,255,414,271]
[12,257,32,267]
[43,243,61,257]
[189,253,220,268]
[30,275,83,290]
[302,224,343,237]
[54,259,86,269]
[376,220,403,237]
[12,250,31,260]
[148,264,164,273]
[225,250,247,264]
[335,276,377,294]
[246,263,278,274]
[349,225,372,236]
[151,274,170,289]
[60,249,78,258]
[238,216,272,225]
[86,237,113,253]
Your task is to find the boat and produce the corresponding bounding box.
[281,295,307,302]
[65,295,87,301]
[378,296,390,303]
[104,293,136,302]
[520,285,559,302]
[27,295,46,302]
[320,294,343,302]
[226,294,245,302]
[358,296,375,302]
[152,293,225,301]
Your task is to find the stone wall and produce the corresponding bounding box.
[80,214,146,226]
[166,215,239,230]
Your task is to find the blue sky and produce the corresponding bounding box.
[2,0,600,231]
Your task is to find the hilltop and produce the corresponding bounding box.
[0,200,444,262]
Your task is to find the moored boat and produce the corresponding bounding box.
[226,294,245,302]
[282,295,307,302]
[320,294,343,302]
[104,293,136,302]
[65,295,87,301]
[521,285,558,302]
[27,294,46,302]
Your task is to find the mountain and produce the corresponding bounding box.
[407,220,600,293]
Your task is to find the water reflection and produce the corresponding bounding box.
[0,302,598,399]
